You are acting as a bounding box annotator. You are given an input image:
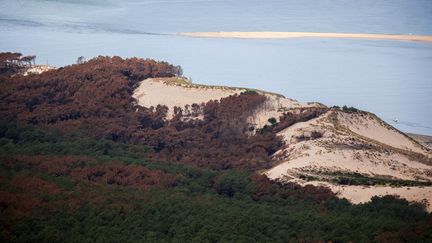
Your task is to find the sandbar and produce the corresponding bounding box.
[179,31,432,42]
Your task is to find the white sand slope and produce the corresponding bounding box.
[337,112,427,154]
[266,110,432,211]
[179,32,432,43]
[133,77,243,117]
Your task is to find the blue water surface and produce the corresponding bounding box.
[1,0,431,134]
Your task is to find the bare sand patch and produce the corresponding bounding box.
[337,112,428,155]
[23,65,56,76]
[132,78,243,117]
[179,32,432,43]
[309,181,432,211]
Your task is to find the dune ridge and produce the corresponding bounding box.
[179,31,432,42]
[132,77,432,211]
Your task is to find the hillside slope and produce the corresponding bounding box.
[133,77,432,210]
[266,109,432,210]
[2,54,432,241]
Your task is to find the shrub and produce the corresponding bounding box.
[268,117,277,125]
[240,90,258,95]
[342,105,359,113]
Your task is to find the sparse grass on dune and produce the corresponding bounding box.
[296,170,432,187]
[327,110,432,166]
[149,77,286,98]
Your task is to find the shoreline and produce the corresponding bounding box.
[178,31,432,42]
[408,133,432,149]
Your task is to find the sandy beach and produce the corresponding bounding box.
[179,32,432,42]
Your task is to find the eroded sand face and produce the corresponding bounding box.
[246,96,324,129]
[179,32,432,42]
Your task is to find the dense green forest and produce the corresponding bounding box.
[1,53,432,242]
[1,122,432,242]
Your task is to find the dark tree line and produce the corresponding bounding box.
[0,52,36,76]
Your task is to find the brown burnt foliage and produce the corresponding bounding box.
[2,155,176,190]
[140,93,283,170]
[0,174,63,220]
[0,55,179,137]
[0,54,283,170]
[70,163,176,190]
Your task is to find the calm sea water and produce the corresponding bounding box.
[1,0,431,134]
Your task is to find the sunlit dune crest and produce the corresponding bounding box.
[179,31,432,42]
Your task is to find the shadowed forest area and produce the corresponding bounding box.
[1,53,432,242]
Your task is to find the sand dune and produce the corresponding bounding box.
[179,32,432,42]
[133,77,312,120]
[265,110,432,210]
[133,77,242,118]
[132,77,432,210]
